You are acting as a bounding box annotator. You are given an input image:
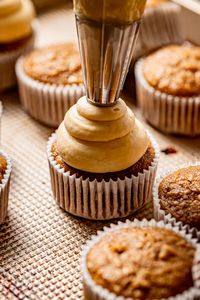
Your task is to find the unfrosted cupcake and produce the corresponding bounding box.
[0,150,12,224]
[133,0,184,62]
[0,0,36,92]
[127,0,184,102]
[135,45,200,136]
[47,96,159,220]
[154,163,200,230]
[16,43,85,127]
[81,219,200,300]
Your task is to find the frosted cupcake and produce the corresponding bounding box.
[47,96,159,220]
[154,163,200,231]
[0,0,36,92]
[135,45,200,136]
[16,43,85,127]
[133,0,184,62]
[0,150,12,224]
[81,219,200,300]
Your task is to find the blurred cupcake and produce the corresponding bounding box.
[133,0,184,62]
[135,45,200,136]
[47,96,159,220]
[0,0,36,92]
[81,219,200,300]
[16,43,85,127]
[126,0,184,103]
[0,150,12,224]
[154,163,200,230]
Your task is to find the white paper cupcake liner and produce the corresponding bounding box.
[0,21,38,93]
[47,131,159,220]
[16,57,85,127]
[81,219,200,300]
[0,150,12,224]
[135,59,200,136]
[133,2,185,63]
[153,161,200,239]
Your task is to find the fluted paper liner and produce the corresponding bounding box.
[47,132,159,220]
[16,57,85,127]
[0,150,12,224]
[81,219,200,300]
[133,2,184,64]
[0,22,38,92]
[135,59,200,136]
[153,162,200,239]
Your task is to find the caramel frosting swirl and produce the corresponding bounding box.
[57,97,149,173]
[0,0,35,43]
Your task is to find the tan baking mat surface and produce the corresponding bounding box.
[1,6,200,300]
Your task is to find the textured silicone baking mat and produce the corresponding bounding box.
[0,5,200,300]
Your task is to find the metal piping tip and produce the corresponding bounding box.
[86,98,118,107]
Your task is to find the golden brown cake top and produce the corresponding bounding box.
[23,43,83,85]
[0,155,7,182]
[87,227,194,300]
[145,0,167,8]
[159,165,200,229]
[143,45,200,96]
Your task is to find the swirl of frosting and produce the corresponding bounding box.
[57,97,149,173]
[0,0,35,43]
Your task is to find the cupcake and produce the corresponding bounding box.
[133,0,184,62]
[0,0,36,92]
[16,43,85,127]
[153,163,200,230]
[0,150,12,224]
[135,45,200,136]
[126,0,184,103]
[47,96,159,220]
[81,219,200,300]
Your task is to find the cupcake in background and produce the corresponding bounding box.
[124,0,184,103]
[0,150,12,224]
[135,45,200,136]
[81,219,200,300]
[154,163,200,231]
[0,0,36,92]
[47,96,159,220]
[16,43,85,127]
[133,0,185,63]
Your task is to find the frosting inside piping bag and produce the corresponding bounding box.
[57,97,149,173]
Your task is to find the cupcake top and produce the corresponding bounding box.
[143,45,200,97]
[73,0,146,24]
[0,155,7,182]
[87,227,195,299]
[0,0,35,43]
[56,97,149,173]
[145,0,167,8]
[159,165,200,229]
[23,43,83,85]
